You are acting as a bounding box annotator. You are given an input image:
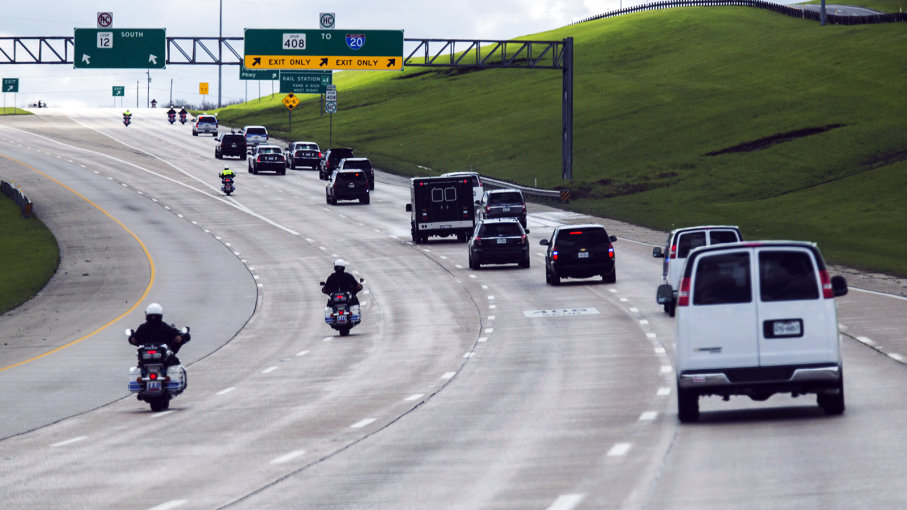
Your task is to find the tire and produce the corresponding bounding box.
[818,374,845,415]
[548,267,560,285]
[603,270,616,284]
[289,160,295,170]
[279,169,286,175]
[215,151,221,159]
[338,326,351,337]
[240,154,246,161]
[192,131,198,136]
[677,385,699,423]
[519,254,530,268]
[468,254,479,270]
[149,396,170,412]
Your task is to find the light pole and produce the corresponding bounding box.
[218,0,223,108]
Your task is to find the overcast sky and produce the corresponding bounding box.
[0,0,630,108]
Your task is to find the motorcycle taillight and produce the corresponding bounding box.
[149,373,157,380]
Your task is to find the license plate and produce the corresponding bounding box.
[337,314,348,324]
[348,183,355,188]
[578,252,589,258]
[503,207,511,212]
[497,238,507,244]
[147,381,162,392]
[773,320,802,336]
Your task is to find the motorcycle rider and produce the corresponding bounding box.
[166,106,176,121]
[178,107,188,120]
[128,303,187,365]
[322,259,363,307]
[122,109,132,124]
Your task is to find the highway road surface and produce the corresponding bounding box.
[1,109,906,509]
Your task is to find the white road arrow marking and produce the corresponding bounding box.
[81,54,91,64]
[149,54,158,65]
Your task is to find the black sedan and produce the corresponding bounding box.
[467,218,530,269]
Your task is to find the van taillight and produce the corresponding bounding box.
[820,270,834,298]
[608,245,614,258]
[475,236,482,246]
[670,245,677,259]
[678,277,691,306]
[552,248,558,261]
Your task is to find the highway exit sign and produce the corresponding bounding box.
[244,29,403,71]
[112,86,124,96]
[3,78,19,93]
[74,28,166,69]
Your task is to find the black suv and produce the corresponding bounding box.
[326,169,370,205]
[480,189,527,227]
[337,157,374,189]
[319,147,354,180]
[467,218,530,269]
[540,224,617,284]
[215,133,247,160]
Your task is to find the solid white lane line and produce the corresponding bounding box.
[547,494,585,510]
[608,442,632,456]
[146,500,188,510]
[639,411,658,421]
[262,366,278,374]
[857,336,876,346]
[890,353,904,361]
[270,450,306,464]
[405,394,424,401]
[216,387,236,396]
[296,350,310,357]
[351,418,376,429]
[51,436,87,447]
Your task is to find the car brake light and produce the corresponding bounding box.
[569,231,582,235]
[475,236,482,246]
[670,245,677,259]
[522,204,526,212]
[608,245,614,258]
[678,277,691,306]
[552,248,558,261]
[820,270,834,298]
[521,235,527,245]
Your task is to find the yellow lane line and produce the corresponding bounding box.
[0,152,155,372]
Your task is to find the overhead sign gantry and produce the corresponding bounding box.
[243,29,403,71]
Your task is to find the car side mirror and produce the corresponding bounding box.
[319,281,326,286]
[524,229,530,234]
[656,284,674,304]
[831,275,848,297]
[359,278,365,283]
[609,235,617,242]
[405,203,412,212]
[653,247,664,258]
[539,239,550,246]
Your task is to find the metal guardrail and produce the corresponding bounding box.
[480,175,567,202]
[1,180,33,218]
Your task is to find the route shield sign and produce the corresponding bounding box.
[74,28,166,69]
[244,29,403,71]
[112,85,124,96]
[3,78,19,93]
[279,71,331,94]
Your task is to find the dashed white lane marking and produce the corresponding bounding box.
[296,350,310,357]
[323,336,334,342]
[488,295,495,300]
[607,442,632,456]
[654,347,665,354]
[547,494,585,510]
[620,298,628,302]
[478,337,488,343]
[262,366,278,374]
[469,274,477,279]
[639,411,658,421]
[481,285,488,290]
[609,289,617,293]
[351,418,376,429]
[217,387,237,396]
[270,450,306,464]
[489,304,496,309]
[857,336,876,346]
[647,333,658,339]
[657,387,671,396]
[639,319,649,326]
[151,410,174,418]
[455,264,463,269]
[51,436,87,447]
[485,328,494,334]
[441,371,456,380]
[629,307,639,313]
[661,365,673,373]
[488,315,495,320]
[146,500,188,510]
[405,394,424,402]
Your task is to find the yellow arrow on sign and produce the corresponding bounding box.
[245,55,401,71]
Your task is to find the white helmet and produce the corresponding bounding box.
[334,258,347,271]
[145,303,163,319]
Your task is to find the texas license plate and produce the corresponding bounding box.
[497,238,507,244]
[503,207,511,212]
[337,314,348,324]
[773,320,802,336]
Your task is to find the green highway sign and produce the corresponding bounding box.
[74,28,166,69]
[279,71,331,94]
[239,66,279,81]
[2,78,19,93]
[112,86,125,96]
[244,29,403,70]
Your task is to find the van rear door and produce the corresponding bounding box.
[755,247,837,367]
[679,248,759,371]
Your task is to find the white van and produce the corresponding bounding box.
[653,225,742,316]
[665,241,848,422]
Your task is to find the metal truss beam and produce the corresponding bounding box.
[403,39,566,69]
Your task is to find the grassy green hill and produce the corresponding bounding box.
[215,8,907,276]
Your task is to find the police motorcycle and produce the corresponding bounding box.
[167,110,176,124]
[221,176,235,196]
[320,281,364,336]
[178,110,187,124]
[122,112,132,127]
[126,327,190,412]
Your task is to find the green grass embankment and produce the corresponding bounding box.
[0,197,60,315]
[214,8,907,276]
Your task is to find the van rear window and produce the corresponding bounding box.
[677,232,706,258]
[759,251,819,302]
[693,252,752,305]
[710,230,740,244]
[555,228,608,248]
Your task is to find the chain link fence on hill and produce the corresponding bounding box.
[569,0,906,25]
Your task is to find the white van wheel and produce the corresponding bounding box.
[677,386,700,423]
